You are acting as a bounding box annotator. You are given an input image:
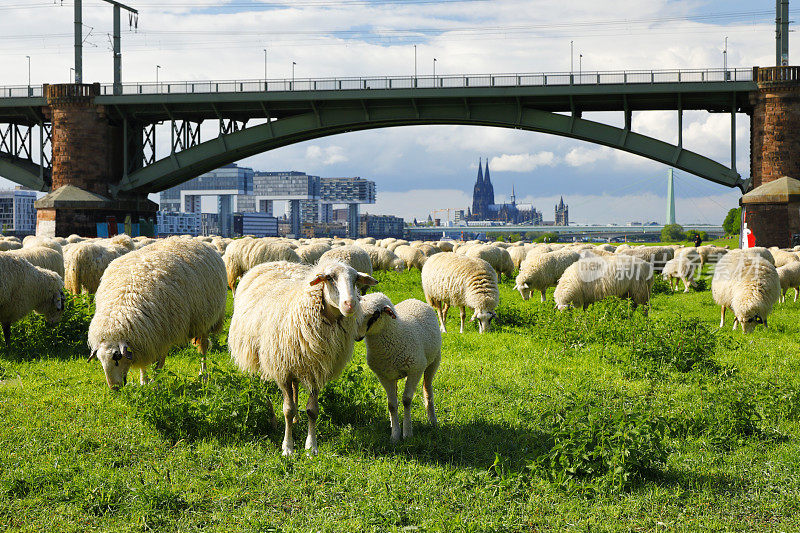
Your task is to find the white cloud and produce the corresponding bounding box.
[490,152,557,172]
[304,145,348,166]
[564,146,613,167]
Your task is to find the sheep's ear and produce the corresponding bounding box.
[120,342,132,360]
[87,349,97,363]
[522,283,529,289]
[356,273,378,287]
[310,274,328,286]
[382,306,397,319]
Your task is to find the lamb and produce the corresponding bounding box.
[514,249,580,302]
[356,293,441,442]
[362,244,407,272]
[228,260,377,455]
[4,246,65,279]
[296,243,332,264]
[421,252,499,334]
[554,254,654,312]
[661,248,702,293]
[393,244,427,271]
[318,245,373,275]
[711,252,780,332]
[777,261,800,302]
[465,244,515,280]
[87,238,227,388]
[64,241,127,294]
[0,254,65,346]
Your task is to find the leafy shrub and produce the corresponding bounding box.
[0,292,93,361]
[629,316,721,373]
[534,392,668,492]
[651,275,672,295]
[119,364,278,444]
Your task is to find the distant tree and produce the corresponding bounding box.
[508,233,521,243]
[685,230,708,242]
[722,207,741,236]
[524,231,542,241]
[495,235,506,242]
[536,232,560,243]
[661,224,685,242]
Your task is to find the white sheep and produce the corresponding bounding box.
[770,248,799,268]
[228,260,377,455]
[616,245,674,273]
[661,248,701,293]
[318,245,374,275]
[777,261,800,302]
[393,244,427,271]
[356,293,441,442]
[224,238,302,292]
[64,241,127,294]
[554,254,654,312]
[5,246,64,279]
[514,249,580,302]
[296,243,332,264]
[711,252,780,332]
[87,238,227,388]
[508,246,528,270]
[0,240,22,252]
[421,252,499,334]
[465,244,515,281]
[362,244,407,272]
[0,254,65,346]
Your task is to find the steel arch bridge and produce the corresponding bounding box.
[0,67,756,194]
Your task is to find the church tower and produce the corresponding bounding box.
[472,158,487,219]
[483,158,495,206]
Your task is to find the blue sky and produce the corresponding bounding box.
[0,0,787,223]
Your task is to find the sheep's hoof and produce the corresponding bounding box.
[390,433,401,444]
[281,447,294,456]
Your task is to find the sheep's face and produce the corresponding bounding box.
[738,313,764,333]
[470,309,496,333]
[355,293,396,340]
[515,282,531,301]
[89,341,133,389]
[40,290,65,325]
[391,259,406,272]
[311,262,377,317]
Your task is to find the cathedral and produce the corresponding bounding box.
[468,158,542,224]
[555,196,569,226]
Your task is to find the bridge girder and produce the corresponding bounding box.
[0,154,49,191]
[115,100,746,194]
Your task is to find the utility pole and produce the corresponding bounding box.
[776,0,790,66]
[570,40,573,73]
[414,44,417,79]
[74,0,82,83]
[433,57,437,83]
[263,48,267,81]
[723,36,727,72]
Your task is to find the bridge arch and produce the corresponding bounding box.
[115,100,746,195]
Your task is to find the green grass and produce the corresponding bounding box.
[2,268,800,531]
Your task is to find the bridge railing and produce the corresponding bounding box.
[0,68,754,99]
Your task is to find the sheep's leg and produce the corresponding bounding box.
[422,361,438,427]
[402,372,423,440]
[1,323,9,347]
[140,368,149,385]
[781,289,786,303]
[292,381,300,424]
[682,279,691,293]
[732,317,739,331]
[719,306,726,328]
[540,289,546,303]
[795,287,799,302]
[279,381,296,456]
[441,303,450,333]
[380,377,401,442]
[459,307,466,334]
[192,336,209,380]
[304,387,319,455]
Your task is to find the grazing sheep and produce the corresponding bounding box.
[616,245,674,273]
[229,260,377,455]
[296,243,332,264]
[356,293,441,442]
[415,243,440,257]
[318,245,373,275]
[770,248,799,268]
[777,262,800,302]
[64,241,128,294]
[5,246,65,279]
[0,240,22,252]
[596,243,616,253]
[222,237,255,292]
[0,254,65,346]
[436,241,455,252]
[22,236,63,254]
[712,252,780,332]
[514,250,581,302]
[730,247,774,265]
[394,244,427,271]
[508,246,528,271]
[465,244,515,281]
[661,248,702,293]
[362,244,407,272]
[554,254,654,312]
[421,252,499,334]
[87,238,227,388]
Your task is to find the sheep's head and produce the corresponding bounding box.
[515,281,531,300]
[88,341,133,389]
[310,261,377,318]
[470,309,497,333]
[737,312,765,333]
[355,292,397,340]
[391,258,407,272]
[40,289,65,325]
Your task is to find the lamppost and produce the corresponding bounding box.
[433,57,437,85]
[579,54,582,80]
[26,55,31,94]
[263,48,267,81]
[414,44,417,79]
[723,36,728,75]
[156,65,161,89]
[70,67,75,83]
[292,61,296,88]
[570,40,573,74]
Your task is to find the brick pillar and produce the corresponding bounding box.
[750,66,800,188]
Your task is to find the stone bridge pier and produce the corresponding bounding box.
[34,83,156,237]
[744,66,800,248]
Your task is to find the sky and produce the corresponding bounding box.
[0,0,787,224]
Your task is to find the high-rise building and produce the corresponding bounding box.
[157,211,201,236]
[555,197,569,226]
[358,213,404,239]
[0,187,37,236]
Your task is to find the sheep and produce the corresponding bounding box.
[318,245,373,275]
[228,260,378,455]
[554,254,654,312]
[421,252,499,334]
[356,293,441,442]
[514,249,581,302]
[777,261,800,302]
[415,243,440,257]
[770,248,799,268]
[0,254,65,346]
[508,246,528,270]
[362,244,407,272]
[711,252,780,332]
[296,243,332,264]
[661,248,702,293]
[0,240,22,252]
[64,241,127,295]
[107,233,136,251]
[596,243,616,253]
[394,244,427,271]
[224,238,302,292]
[729,247,774,265]
[465,244,515,281]
[4,246,64,279]
[22,236,63,254]
[87,238,227,388]
[436,240,455,252]
[616,245,674,273]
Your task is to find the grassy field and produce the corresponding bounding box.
[2,260,800,531]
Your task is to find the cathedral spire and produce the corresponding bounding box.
[510,183,516,205]
[484,158,491,184]
[476,157,483,182]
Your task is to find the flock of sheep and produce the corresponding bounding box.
[1,230,798,453]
